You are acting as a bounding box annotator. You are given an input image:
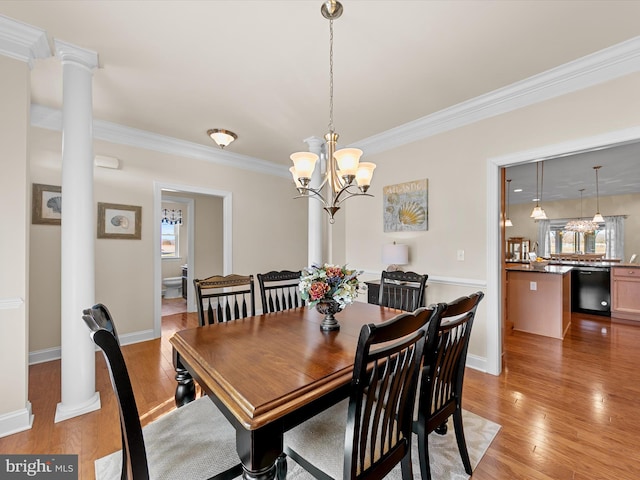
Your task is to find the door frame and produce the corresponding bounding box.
[153,182,232,338]
[486,125,640,376]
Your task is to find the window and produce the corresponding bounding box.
[549,225,605,255]
[161,223,179,258]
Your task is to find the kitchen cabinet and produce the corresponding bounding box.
[507,237,530,261]
[611,267,640,322]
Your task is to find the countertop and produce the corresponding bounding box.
[506,261,639,269]
[506,264,573,275]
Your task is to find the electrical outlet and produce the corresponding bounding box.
[457,250,465,261]
[530,281,537,291]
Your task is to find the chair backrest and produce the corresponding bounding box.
[420,291,484,428]
[193,274,255,326]
[82,304,150,480]
[257,270,304,313]
[378,270,428,311]
[344,303,445,480]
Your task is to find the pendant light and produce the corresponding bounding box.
[530,161,547,220]
[505,179,513,227]
[565,189,598,233]
[592,165,604,223]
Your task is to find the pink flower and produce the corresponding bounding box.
[325,266,344,278]
[309,282,330,300]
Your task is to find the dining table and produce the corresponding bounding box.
[169,300,402,480]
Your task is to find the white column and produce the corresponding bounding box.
[304,136,326,266]
[54,40,101,422]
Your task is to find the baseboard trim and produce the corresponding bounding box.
[466,353,487,373]
[0,402,33,439]
[29,329,156,365]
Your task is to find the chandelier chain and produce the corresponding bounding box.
[328,18,334,134]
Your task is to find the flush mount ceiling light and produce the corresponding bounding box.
[289,0,376,223]
[592,165,604,223]
[207,129,237,149]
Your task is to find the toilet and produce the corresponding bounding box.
[162,277,182,299]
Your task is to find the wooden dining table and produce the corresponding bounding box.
[169,301,401,480]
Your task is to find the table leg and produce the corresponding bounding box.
[236,423,283,480]
[172,350,196,407]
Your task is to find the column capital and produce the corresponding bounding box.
[54,39,98,71]
[304,136,325,156]
[0,15,51,68]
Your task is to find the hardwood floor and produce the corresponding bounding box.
[2,312,639,479]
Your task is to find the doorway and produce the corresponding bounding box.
[486,125,640,376]
[153,182,233,338]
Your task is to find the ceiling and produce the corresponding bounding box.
[2,1,640,196]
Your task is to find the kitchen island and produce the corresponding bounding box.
[506,264,573,339]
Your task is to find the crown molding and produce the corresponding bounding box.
[29,36,640,177]
[0,15,51,68]
[30,104,290,179]
[354,36,640,156]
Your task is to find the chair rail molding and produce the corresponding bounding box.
[0,297,24,310]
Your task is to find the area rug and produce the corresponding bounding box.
[96,398,500,479]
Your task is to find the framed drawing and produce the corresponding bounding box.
[32,183,62,225]
[97,202,142,239]
[383,179,428,232]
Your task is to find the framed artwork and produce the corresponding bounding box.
[383,179,428,232]
[32,183,62,225]
[97,202,142,239]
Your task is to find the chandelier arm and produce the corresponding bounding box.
[334,191,374,206]
[294,187,330,206]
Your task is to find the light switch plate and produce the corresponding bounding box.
[530,281,537,291]
[457,250,465,261]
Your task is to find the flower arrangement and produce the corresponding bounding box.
[299,263,362,309]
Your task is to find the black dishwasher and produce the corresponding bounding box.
[571,267,611,316]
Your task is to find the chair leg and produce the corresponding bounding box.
[435,420,448,435]
[452,408,472,475]
[400,451,413,480]
[414,420,432,480]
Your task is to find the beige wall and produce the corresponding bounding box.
[507,193,640,259]
[0,56,30,417]
[28,128,308,352]
[344,72,640,365]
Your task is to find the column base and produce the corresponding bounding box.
[54,392,101,423]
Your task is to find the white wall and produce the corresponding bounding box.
[28,128,308,352]
[345,72,640,371]
[0,55,32,431]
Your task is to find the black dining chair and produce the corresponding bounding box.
[257,270,304,313]
[284,304,445,480]
[83,303,243,480]
[413,291,485,480]
[193,274,255,326]
[378,270,428,311]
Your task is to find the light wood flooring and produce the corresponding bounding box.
[2,311,639,479]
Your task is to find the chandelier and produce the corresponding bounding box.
[565,189,597,233]
[289,0,376,223]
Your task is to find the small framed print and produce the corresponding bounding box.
[97,202,142,240]
[32,183,62,225]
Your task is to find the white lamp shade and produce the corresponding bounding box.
[382,243,409,266]
[355,162,376,186]
[333,148,362,176]
[505,218,513,227]
[289,167,303,188]
[593,213,604,223]
[290,152,319,179]
[208,129,237,148]
[530,205,543,218]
